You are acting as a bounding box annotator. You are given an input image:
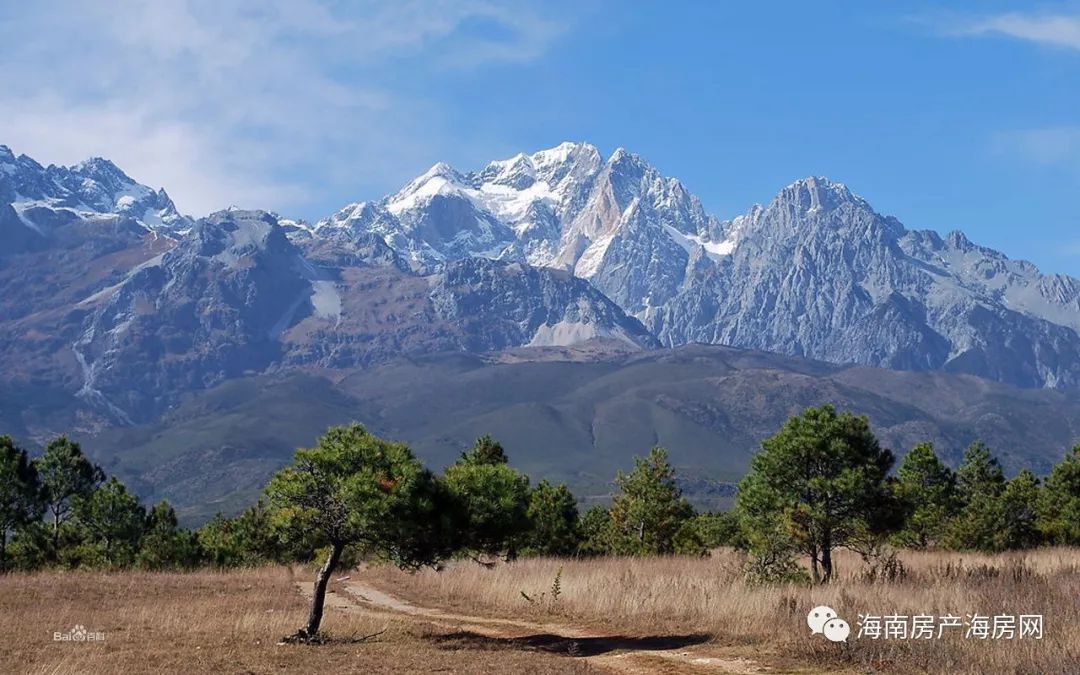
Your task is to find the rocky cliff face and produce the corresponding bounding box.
[651,177,1080,388]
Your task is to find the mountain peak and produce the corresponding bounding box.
[385,161,469,215]
[0,144,13,161]
[773,176,865,214]
[531,141,600,165]
[73,156,128,179]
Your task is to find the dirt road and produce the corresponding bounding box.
[297,578,767,674]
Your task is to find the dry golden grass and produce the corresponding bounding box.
[0,566,595,675]
[364,548,1080,674]
[3,550,1077,674]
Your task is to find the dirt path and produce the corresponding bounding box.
[296,579,767,674]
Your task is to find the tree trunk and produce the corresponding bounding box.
[1,530,7,573]
[820,533,833,584]
[303,542,343,638]
[52,509,61,551]
[809,543,820,584]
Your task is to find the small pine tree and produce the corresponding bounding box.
[445,439,531,561]
[892,443,959,548]
[576,505,613,556]
[33,436,104,552]
[998,470,1041,550]
[608,447,694,555]
[137,502,201,570]
[72,477,146,567]
[0,436,43,571]
[266,424,454,640]
[461,435,509,466]
[943,441,1007,551]
[736,406,895,583]
[1037,446,1080,545]
[525,480,580,556]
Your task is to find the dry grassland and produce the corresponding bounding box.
[365,548,1080,674]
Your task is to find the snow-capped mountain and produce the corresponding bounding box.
[316,142,731,282]
[318,143,1080,389]
[0,144,190,253]
[3,141,1080,428]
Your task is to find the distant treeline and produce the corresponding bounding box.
[1,405,1079,578]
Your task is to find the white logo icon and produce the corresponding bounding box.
[808,605,849,642]
[823,617,851,642]
[807,605,837,634]
[53,624,105,643]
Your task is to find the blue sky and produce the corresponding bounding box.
[2,1,1080,275]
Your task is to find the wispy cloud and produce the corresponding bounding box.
[0,0,572,217]
[992,127,1080,167]
[945,11,1080,51]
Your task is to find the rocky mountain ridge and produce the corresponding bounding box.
[316,143,1080,388]
[3,141,1080,433]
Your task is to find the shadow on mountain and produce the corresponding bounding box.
[429,630,711,657]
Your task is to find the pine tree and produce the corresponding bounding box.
[608,447,694,555]
[577,505,613,556]
[73,477,146,567]
[460,435,509,466]
[445,437,531,561]
[525,480,580,556]
[736,405,895,583]
[33,436,104,551]
[0,436,43,571]
[944,441,1007,551]
[1036,446,1080,545]
[137,502,201,570]
[266,424,454,641]
[998,470,1041,550]
[893,443,959,548]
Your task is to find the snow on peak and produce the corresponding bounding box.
[385,162,470,215]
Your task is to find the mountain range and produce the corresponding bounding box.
[2,141,1079,520]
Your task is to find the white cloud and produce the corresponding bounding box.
[949,12,1080,51]
[992,127,1080,167]
[0,0,571,217]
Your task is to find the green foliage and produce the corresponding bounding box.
[736,405,895,583]
[999,470,1041,550]
[608,447,694,555]
[0,436,43,570]
[743,537,811,586]
[943,441,1008,552]
[445,444,531,561]
[524,480,580,556]
[266,424,453,568]
[33,436,104,548]
[6,521,53,571]
[137,502,202,570]
[71,477,146,568]
[892,443,959,549]
[576,505,613,556]
[461,435,509,466]
[197,514,247,567]
[4,413,1074,577]
[1037,446,1080,545]
[673,511,743,555]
